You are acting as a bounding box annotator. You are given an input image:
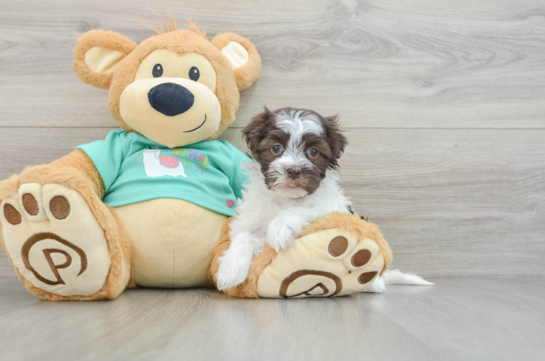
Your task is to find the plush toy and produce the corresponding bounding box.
[0,20,392,300]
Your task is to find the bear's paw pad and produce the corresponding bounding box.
[1,183,110,296]
[257,229,384,298]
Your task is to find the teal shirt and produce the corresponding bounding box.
[76,130,250,216]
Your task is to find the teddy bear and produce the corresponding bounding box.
[0,20,392,300]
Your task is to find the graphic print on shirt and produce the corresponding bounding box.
[77,132,249,214]
[143,149,188,178]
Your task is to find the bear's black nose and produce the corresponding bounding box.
[148,83,194,116]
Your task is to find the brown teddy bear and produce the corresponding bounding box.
[0,21,392,300]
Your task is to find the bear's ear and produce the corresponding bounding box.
[73,30,137,89]
[212,33,262,91]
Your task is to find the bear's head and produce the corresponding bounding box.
[73,23,261,148]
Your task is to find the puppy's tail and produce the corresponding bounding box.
[382,269,434,286]
[362,269,433,293]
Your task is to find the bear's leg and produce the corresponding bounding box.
[209,212,392,298]
[0,168,132,301]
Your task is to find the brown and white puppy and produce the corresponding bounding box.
[244,107,348,198]
[216,107,352,290]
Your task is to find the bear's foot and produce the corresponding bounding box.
[1,183,110,297]
[257,229,385,298]
[210,212,392,299]
[0,175,129,300]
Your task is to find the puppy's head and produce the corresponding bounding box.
[243,107,347,198]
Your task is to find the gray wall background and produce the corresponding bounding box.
[1,0,544,276]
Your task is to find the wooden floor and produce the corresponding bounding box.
[0,256,543,361]
[1,0,544,360]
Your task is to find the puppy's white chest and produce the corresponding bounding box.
[271,193,294,208]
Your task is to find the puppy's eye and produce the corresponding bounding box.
[308,148,319,157]
[272,144,284,154]
[152,64,163,77]
[189,66,200,81]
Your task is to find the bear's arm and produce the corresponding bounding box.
[49,150,105,198]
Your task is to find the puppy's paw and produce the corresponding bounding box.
[216,250,252,291]
[267,217,298,252]
[216,269,247,291]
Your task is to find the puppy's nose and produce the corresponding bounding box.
[148,82,194,116]
[287,167,302,179]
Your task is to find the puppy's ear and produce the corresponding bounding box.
[243,107,273,154]
[73,30,137,89]
[323,115,348,168]
[212,33,262,91]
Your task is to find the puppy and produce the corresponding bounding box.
[215,107,352,290]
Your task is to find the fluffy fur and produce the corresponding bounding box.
[215,108,352,290]
[1,20,262,301]
[216,165,352,290]
[1,19,264,301]
[0,152,134,300]
[362,270,434,293]
[209,218,285,298]
[73,27,261,140]
[73,30,137,90]
[209,211,395,298]
[213,108,424,294]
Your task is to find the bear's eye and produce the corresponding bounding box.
[189,66,200,81]
[152,64,163,77]
[308,148,319,158]
[272,144,284,154]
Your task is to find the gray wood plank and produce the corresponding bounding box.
[0,267,543,361]
[341,128,545,277]
[1,1,544,360]
[1,0,544,128]
[368,277,545,361]
[0,127,543,277]
[0,253,41,317]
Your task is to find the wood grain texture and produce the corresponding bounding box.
[0,0,544,128]
[2,1,545,359]
[0,264,543,361]
[1,127,543,276]
[0,0,544,277]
